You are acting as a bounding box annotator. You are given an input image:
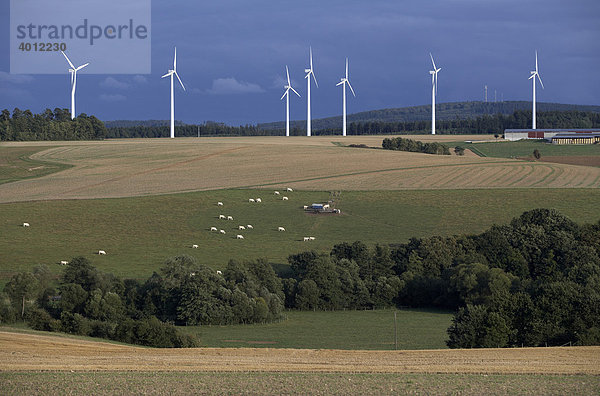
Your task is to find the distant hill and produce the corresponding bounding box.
[104,120,185,128]
[258,101,600,131]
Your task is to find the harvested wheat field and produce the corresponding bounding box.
[1,136,599,203]
[1,331,598,374]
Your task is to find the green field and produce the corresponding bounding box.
[1,371,598,395]
[0,146,71,185]
[2,188,600,285]
[459,140,600,159]
[182,308,452,350]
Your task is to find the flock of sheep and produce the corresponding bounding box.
[197,187,316,247]
[21,186,317,265]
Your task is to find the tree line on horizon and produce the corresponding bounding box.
[0,108,107,141]
[1,209,599,349]
[1,108,599,140]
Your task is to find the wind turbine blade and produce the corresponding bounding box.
[537,73,544,89]
[345,58,349,79]
[310,46,313,70]
[312,71,318,88]
[174,47,177,70]
[61,51,75,69]
[535,51,538,73]
[76,63,89,71]
[161,71,173,78]
[336,80,344,86]
[285,65,291,86]
[430,53,437,70]
[280,88,289,101]
[347,80,356,97]
[175,71,185,91]
[528,74,535,80]
[290,86,301,97]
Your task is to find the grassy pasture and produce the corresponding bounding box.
[460,139,600,159]
[0,145,70,185]
[184,309,452,350]
[2,371,599,395]
[1,188,600,285]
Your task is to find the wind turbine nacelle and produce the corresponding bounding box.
[429,70,435,75]
[305,69,311,73]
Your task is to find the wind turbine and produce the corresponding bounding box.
[336,58,355,137]
[161,47,185,139]
[281,66,300,137]
[429,53,441,135]
[529,51,544,129]
[61,51,89,120]
[304,47,318,137]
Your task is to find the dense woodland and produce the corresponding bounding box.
[0,108,106,141]
[1,107,599,140]
[2,209,599,348]
[105,110,600,138]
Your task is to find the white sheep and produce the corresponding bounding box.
[249,198,255,203]
[210,227,218,231]
[256,198,262,203]
[274,191,280,195]
[286,187,293,192]
[60,260,68,265]
[309,237,316,241]
[282,196,289,201]
[247,224,253,229]
[220,229,226,234]
[303,237,310,242]
[324,204,330,209]
[217,202,224,206]
[303,205,308,210]
[216,270,222,275]
[236,234,244,239]
[219,214,226,219]
[278,227,286,232]
[227,215,234,220]
[98,250,106,255]
[22,222,30,227]
[238,225,246,230]
[192,244,199,248]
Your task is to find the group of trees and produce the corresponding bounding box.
[0,108,107,141]
[0,255,284,347]
[382,137,450,155]
[2,209,599,349]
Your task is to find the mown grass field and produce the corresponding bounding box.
[183,309,452,350]
[0,145,71,185]
[3,137,600,203]
[2,371,599,395]
[2,188,600,285]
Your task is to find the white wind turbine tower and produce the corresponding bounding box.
[429,53,441,135]
[305,47,318,136]
[281,66,301,137]
[161,47,186,139]
[336,58,355,137]
[61,51,89,120]
[529,51,544,129]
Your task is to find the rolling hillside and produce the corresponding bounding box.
[257,101,600,131]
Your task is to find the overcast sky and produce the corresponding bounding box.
[1,0,599,125]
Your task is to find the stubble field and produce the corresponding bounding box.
[1,136,599,203]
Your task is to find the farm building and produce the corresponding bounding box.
[551,133,600,145]
[504,129,600,142]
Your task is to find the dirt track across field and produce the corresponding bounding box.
[1,331,598,374]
